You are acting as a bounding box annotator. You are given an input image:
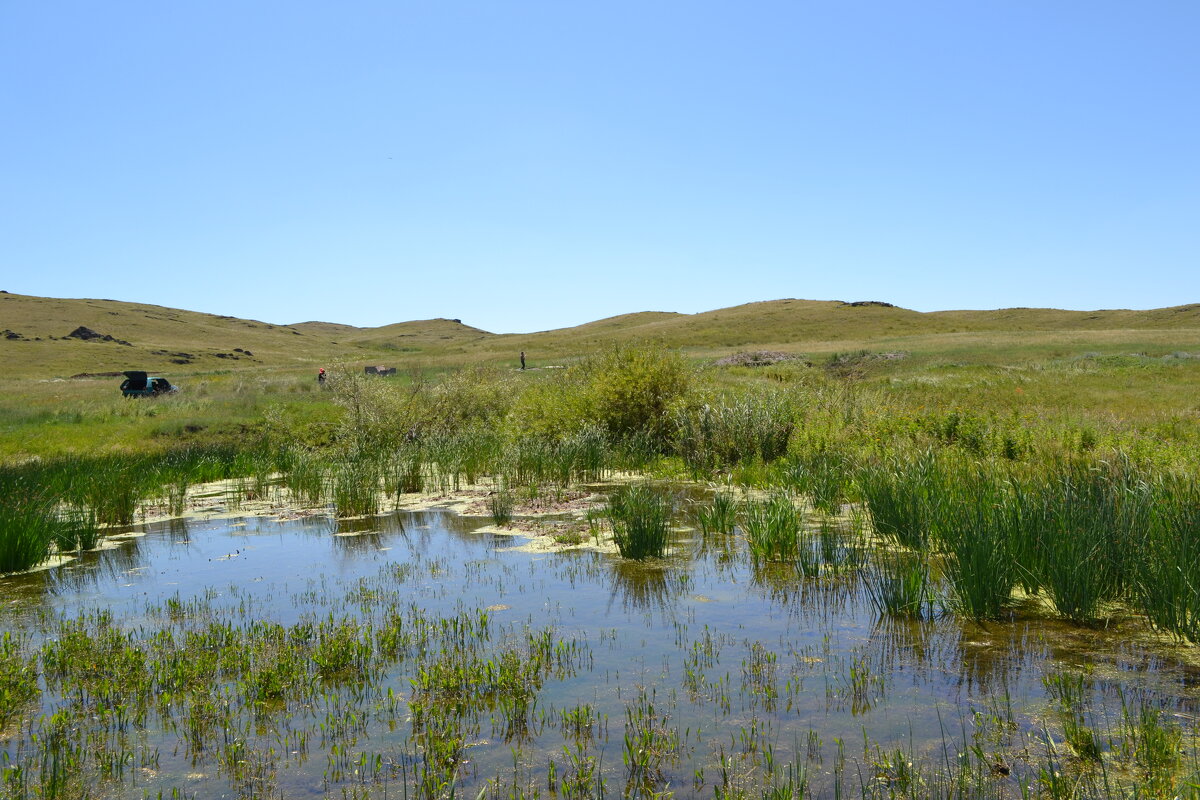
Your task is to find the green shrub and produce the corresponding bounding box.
[582,343,692,442]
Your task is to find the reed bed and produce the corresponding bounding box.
[0,444,260,572]
[854,450,1200,633]
[862,552,932,619]
[783,449,853,514]
[929,469,1019,619]
[673,393,794,474]
[489,481,514,526]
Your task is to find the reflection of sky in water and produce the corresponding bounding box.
[3,505,1199,796]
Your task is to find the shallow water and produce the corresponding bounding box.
[2,501,1198,798]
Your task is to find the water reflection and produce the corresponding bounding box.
[47,535,147,595]
[606,560,688,615]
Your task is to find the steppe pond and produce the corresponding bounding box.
[1,483,1197,799]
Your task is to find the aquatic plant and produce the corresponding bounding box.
[784,449,852,515]
[695,490,738,538]
[856,453,941,551]
[0,494,57,574]
[332,459,380,517]
[390,442,425,495]
[281,447,327,506]
[742,491,802,563]
[1024,461,1150,623]
[672,392,794,473]
[605,483,672,560]
[1135,474,1200,642]
[0,631,39,729]
[54,504,99,553]
[489,481,515,526]
[861,552,932,619]
[931,469,1018,620]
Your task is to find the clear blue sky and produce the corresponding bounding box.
[3,2,1197,333]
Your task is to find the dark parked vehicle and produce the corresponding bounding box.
[120,371,176,398]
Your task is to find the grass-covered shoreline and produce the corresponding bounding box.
[4,344,1199,636]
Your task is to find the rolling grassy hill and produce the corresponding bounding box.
[2,291,1199,379]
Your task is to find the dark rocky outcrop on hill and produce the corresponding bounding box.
[66,326,132,346]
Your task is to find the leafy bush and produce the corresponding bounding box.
[508,343,692,447]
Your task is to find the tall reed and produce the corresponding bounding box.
[332,460,380,517]
[1023,461,1151,623]
[0,497,57,574]
[862,552,931,619]
[672,393,794,474]
[695,491,738,538]
[1136,475,1200,642]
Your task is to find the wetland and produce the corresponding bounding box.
[3,343,1200,798]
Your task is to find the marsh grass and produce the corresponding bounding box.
[673,393,794,474]
[856,454,941,551]
[1121,698,1185,795]
[83,456,148,526]
[606,484,672,560]
[1018,462,1152,624]
[695,491,738,538]
[0,631,39,730]
[332,460,381,517]
[489,480,515,526]
[390,444,425,495]
[54,505,100,552]
[281,448,328,507]
[862,552,932,619]
[785,449,852,514]
[1043,669,1102,762]
[931,470,1018,620]
[1137,476,1200,642]
[743,492,802,564]
[0,498,57,574]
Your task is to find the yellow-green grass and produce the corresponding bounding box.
[4,349,1199,462]
[5,291,1200,377]
[3,291,1200,461]
[0,373,338,458]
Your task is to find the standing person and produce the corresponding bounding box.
[520,352,526,370]
[318,368,326,385]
